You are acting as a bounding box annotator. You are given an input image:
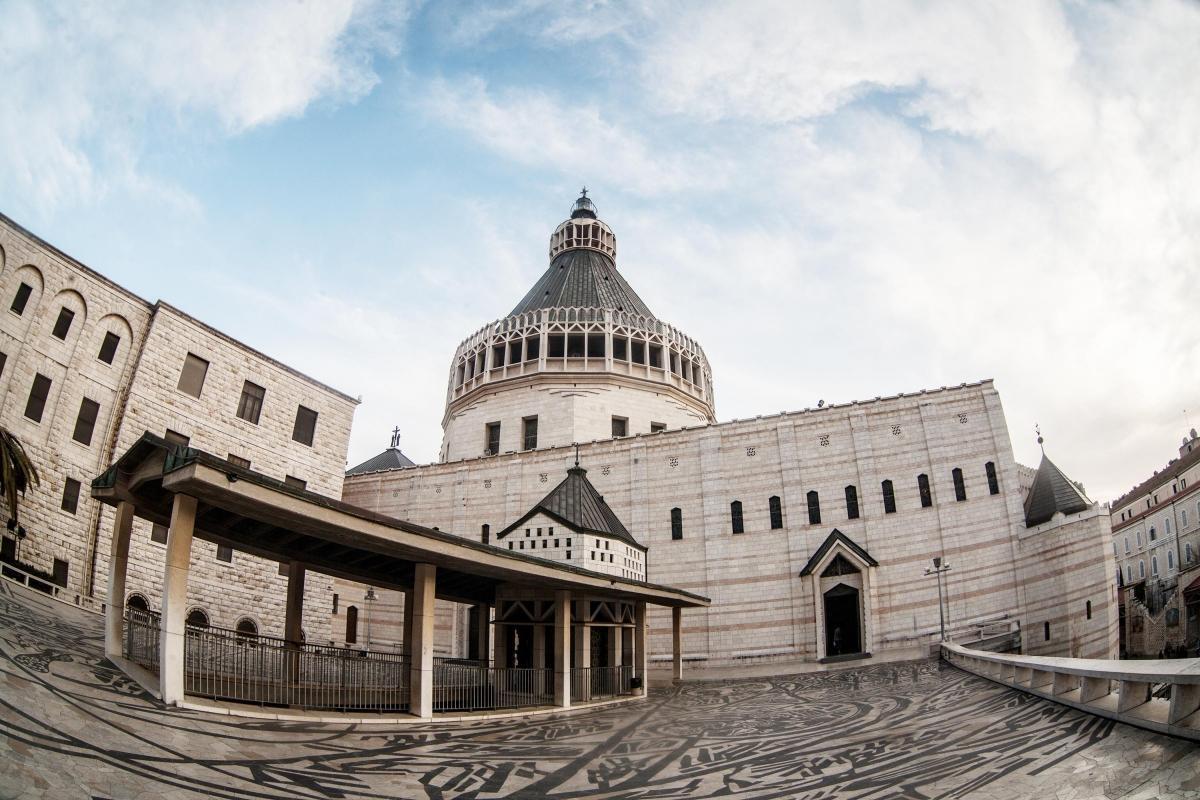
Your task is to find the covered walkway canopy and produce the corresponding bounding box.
[92,433,707,718]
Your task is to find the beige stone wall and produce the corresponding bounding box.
[345,381,1094,668]
[1015,507,1119,659]
[0,214,357,642]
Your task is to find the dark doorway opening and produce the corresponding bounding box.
[508,624,534,668]
[824,583,862,656]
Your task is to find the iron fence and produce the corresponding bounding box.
[571,665,635,703]
[124,609,160,673]
[433,661,553,712]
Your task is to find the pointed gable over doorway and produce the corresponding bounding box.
[799,529,879,577]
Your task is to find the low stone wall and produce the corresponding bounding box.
[943,642,1200,741]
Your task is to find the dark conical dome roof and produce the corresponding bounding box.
[1024,453,1091,527]
[510,245,654,317]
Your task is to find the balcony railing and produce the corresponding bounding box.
[124,609,160,673]
[433,659,553,712]
[571,665,636,703]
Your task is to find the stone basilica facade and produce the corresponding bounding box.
[340,193,1121,668]
[0,193,1120,671]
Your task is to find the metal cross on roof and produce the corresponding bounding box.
[580,186,588,198]
[389,427,401,448]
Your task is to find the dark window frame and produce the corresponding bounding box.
[291,405,318,446]
[216,544,233,563]
[522,416,538,450]
[97,331,121,364]
[670,507,683,540]
[845,485,860,519]
[51,307,75,339]
[236,380,266,425]
[918,474,932,508]
[882,480,896,514]
[10,282,33,315]
[485,421,501,455]
[769,495,783,529]
[61,478,81,514]
[985,461,1000,495]
[24,373,52,422]
[730,500,744,534]
[952,468,967,502]
[71,397,100,446]
[806,490,821,525]
[177,352,209,398]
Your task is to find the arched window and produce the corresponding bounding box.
[1086,600,1092,620]
[768,496,783,529]
[481,523,490,545]
[670,507,683,540]
[1165,518,1172,535]
[730,501,744,534]
[345,605,359,644]
[185,608,209,629]
[235,617,258,640]
[845,485,859,519]
[881,480,896,514]
[1168,550,1175,570]
[952,468,966,502]
[1151,556,1159,576]
[985,461,1000,495]
[126,593,149,613]
[917,474,932,508]
[1187,543,1194,563]
[1138,560,1145,578]
[806,491,821,525]
[1126,564,1133,582]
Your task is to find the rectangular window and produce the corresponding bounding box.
[1043,621,1050,641]
[164,429,189,447]
[0,351,6,378]
[97,332,120,364]
[586,333,605,358]
[806,491,821,525]
[10,282,33,315]
[650,422,666,434]
[846,485,860,519]
[227,454,251,469]
[918,474,932,508]
[52,558,68,587]
[71,397,100,446]
[284,475,307,491]
[882,480,896,514]
[24,373,52,422]
[769,496,783,529]
[612,416,627,438]
[525,335,540,360]
[151,523,168,544]
[509,340,523,364]
[985,461,1000,495]
[548,334,565,357]
[1086,600,1092,620]
[292,405,318,446]
[567,333,585,357]
[613,336,628,360]
[648,345,662,368]
[523,416,538,450]
[731,501,744,534]
[952,468,967,502]
[631,339,646,364]
[332,593,339,614]
[236,381,265,424]
[177,352,209,398]
[61,478,81,514]
[51,307,75,339]
[492,343,505,368]
[671,507,683,540]
[486,421,501,455]
[1184,509,1189,528]
[216,544,233,563]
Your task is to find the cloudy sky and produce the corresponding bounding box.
[1,0,1196,502]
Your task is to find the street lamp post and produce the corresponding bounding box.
[364,587,376,651]
[924,557,952,641]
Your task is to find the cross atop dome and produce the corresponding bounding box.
[571,186,598,219]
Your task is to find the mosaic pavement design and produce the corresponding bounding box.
[1,581,1198,800]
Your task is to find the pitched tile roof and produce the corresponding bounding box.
[345,447,416,476]
[799,529,879,576]
[509,249,654,317]
[1023,453,1091,527]
[499,466,645,550]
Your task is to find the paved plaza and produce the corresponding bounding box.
[0,581,1197,800]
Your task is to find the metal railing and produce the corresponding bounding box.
[183,624,410,712]
[124,609,160,673]
[1,560,105,615]
[571,665,635,703]
[433,661,553,712]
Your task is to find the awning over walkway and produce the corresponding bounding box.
[91,433,708,609]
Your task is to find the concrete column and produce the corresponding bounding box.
[635,601,648,697]
[104,501,135,660]
[402,589,414,657]
[672,606,683,682]
[574,606,591,702]
[554,590,570,707]
[494,618,508,668]
[474,603,490,662]
[408,564,437,719]
[159,494,197,706]
[283,561,306,685]
[533,623,546,669]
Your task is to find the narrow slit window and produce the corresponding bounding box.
[882,480,896,514]
[806,490,821,524]
[485,421,501,455]
[952,468,966,502]
[730,500,744,534]
[522,416,538,450]
[845,485,860,519]
[769,495,783,529]
[985,461,1000,495]
[670,507,683,540]
[918,474,932,507]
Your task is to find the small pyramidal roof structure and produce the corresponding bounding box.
[346,428,416,476]
[500,465,646,550]
[1023,432,1091,526]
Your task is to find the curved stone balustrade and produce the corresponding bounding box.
[943,642,1200,741]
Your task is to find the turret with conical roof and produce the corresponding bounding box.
[1024,433,1092,526]
[440,190,715,462]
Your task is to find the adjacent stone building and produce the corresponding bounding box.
[0,213,358,642]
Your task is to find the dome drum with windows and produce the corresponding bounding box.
[441,191,715,462]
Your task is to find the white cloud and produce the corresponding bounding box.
[0,0,409,212]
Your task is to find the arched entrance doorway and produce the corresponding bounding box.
[823,583,862,656]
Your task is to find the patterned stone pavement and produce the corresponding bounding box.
[1,580,1198,800]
